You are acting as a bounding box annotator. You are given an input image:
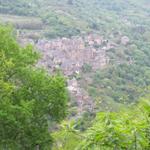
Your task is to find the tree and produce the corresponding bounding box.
[78,97,150,150]
[0,25,68,149]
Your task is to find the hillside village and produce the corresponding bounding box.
[19,33,124,114]
[19,33,131,114]
[1,1,150,149]
[36,34,111,75]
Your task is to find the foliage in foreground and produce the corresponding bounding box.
[53,97,150,150]
[0,25,68,149]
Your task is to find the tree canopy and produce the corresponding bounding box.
[52,96,150,150]
[0,25,68,149]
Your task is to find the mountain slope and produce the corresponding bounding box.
[0,0,150,113]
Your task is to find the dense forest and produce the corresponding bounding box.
[0,0,150,149]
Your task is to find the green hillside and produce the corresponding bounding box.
[0,0,150,107]
[0,0,150,149]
